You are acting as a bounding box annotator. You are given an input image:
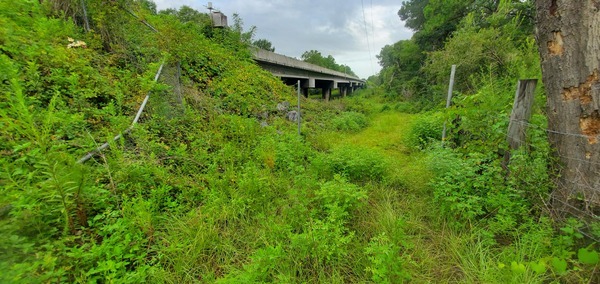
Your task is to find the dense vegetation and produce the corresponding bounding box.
[301,50,358,77]
[371,0,599,282]
[0,0,598,283]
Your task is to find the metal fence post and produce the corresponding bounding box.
[441,64,456,145]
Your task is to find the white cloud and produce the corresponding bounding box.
[153,0,413,78]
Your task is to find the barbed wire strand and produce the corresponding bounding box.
[77,3,168,164]
[511,119,596,140]
[77,63,164,164]
[488,123,600,241]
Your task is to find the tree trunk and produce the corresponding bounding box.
[535,0,600,211]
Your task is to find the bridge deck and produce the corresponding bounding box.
[252,48,364,84]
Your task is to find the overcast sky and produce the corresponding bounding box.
[153,0,413,78]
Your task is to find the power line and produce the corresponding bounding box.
[370,0,376,45]
[361,0,375,76]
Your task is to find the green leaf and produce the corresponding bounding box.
[529,261,546,274]
[551,257,568,275]
[577,248,599,265]
[511,261,526,274]
[560,226,574,235]
[13,142,32,152]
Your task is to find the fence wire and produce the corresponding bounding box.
[502,118,600,242]
[77,2,183,163]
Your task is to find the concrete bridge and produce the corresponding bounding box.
[252,48,365,101]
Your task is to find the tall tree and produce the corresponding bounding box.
[253,38,275,52]
[231,13,256,44]
[301,50,356,76]
[377,39,423,96]
[397,0,429,31]
[535,0,600,208]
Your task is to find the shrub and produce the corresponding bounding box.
[365,233,411,283]
[405,114,443,150]
[393,102,417,113]
[312,145,388,182]
[331,111,369,132]
[428,147,539,235]
[315,175,367,215]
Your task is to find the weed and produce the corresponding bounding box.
[331,111,369,132]
[312,145,388,183]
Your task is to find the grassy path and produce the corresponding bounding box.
[317,110,463,282]
[309,105,560,283]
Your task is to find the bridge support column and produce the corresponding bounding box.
[341,86,348,98]
[322,81,334,101]
[322,88,331,101]
[302,88,309,98]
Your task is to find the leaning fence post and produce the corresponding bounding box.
[506,79,538,150]
[503,79,537,168]
[441,65,456,145]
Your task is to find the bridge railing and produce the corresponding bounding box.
[251,48,364,83]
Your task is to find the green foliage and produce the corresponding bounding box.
[316,175,368,214]
[398,0,534,51]
[313,145,388,183]
[253,38,275,52]
[397,0,428,32]
[365,233,411,283]
[418,0,472,50]
[377,0,536,105]
[377,39,424,99]
[331,111,369,132]
[3,0,598,283]
[405,113,443,149]
[301,49,357,76]
[423,14,529,93]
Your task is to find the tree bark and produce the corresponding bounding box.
[535,0,600,209]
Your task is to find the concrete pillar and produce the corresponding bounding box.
[322,88,331,101]
[341,86,347,98]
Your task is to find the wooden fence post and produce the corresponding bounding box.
[507,79,538,150]
[504,79,537,168]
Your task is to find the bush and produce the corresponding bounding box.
[393,102,417,113]
[315,175,367,214]
[428,146,541,235]
[405,113,443,150]
[312,145,388,182]
[365,233,411,283]
[254,133,313,173]
[331,111,369,132]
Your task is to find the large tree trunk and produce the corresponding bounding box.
[535,0,600,212]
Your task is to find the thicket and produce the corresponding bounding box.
[376,0,599,281]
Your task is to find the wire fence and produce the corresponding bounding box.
[76,1,183,163]
[505,117,600,242]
